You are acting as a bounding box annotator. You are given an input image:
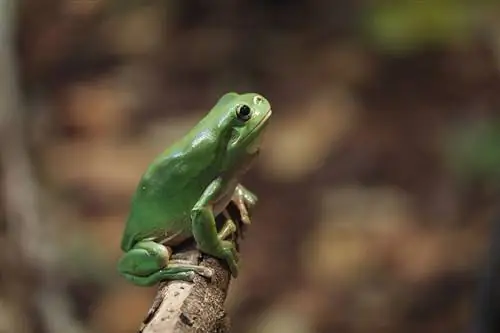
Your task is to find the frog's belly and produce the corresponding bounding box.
[212,189,234,216]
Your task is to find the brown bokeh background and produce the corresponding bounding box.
[1,1,500,333]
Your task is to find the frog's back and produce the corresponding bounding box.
[120,140,218,251]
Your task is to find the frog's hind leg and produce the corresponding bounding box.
[117,241,213,287]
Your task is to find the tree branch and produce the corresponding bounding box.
[139,202,247,333]
[139,249,232,333]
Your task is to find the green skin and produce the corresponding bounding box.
[118,92,272,286]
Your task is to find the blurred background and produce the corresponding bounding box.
[1,0,500,332]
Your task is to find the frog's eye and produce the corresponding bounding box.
[236,104,252,121]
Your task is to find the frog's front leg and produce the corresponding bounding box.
[191,177,239,277]
[117,240,214,287]
[232,184,258,225]
[218,215,237,240]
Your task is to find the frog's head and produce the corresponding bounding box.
[220,92,272,156]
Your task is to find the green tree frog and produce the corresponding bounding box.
[117,92,272,286]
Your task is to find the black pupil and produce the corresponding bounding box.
[239,105,251,116]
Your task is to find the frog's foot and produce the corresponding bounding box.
[233,184,258,225]
[199,240,240,278]
[220,240,239,277]
[168,263,214,279]
[117,241,213,287]
[161,258,214,279]
[122,270,197,285]
[218,218,237,240]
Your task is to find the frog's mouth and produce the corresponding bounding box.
[231,108,272,149]
[249,109,272,135]
[242,109,272,153]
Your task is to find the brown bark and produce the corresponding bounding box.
[139,202,247,333]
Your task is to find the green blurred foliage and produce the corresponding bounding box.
[364,0,491,54]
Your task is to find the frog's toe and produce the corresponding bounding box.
[226,260,239,278]
[197,266,215,280]
[221,244,239,277]
[184,271,196,282]
[241,213,251,225]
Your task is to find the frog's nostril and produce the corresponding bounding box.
[253,96,264,105]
